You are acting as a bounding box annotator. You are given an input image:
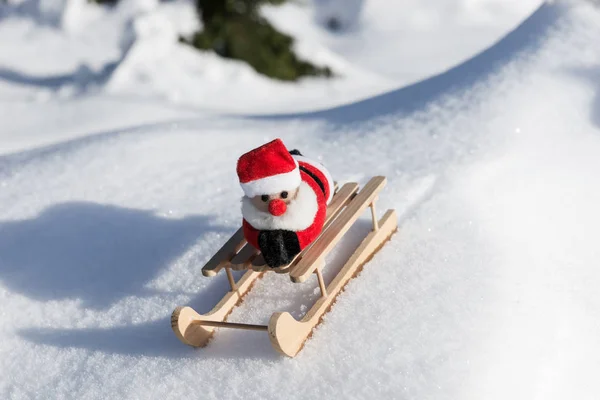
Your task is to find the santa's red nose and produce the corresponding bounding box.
[268,199,287,216]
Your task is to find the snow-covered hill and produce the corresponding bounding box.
[0,0,542,117]
[1,1,600,399]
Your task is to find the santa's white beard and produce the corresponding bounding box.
[241,180,318,231]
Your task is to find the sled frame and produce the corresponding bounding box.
[171,176,397,357]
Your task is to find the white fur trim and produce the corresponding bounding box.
[292,155,335,204]
[239,160,300,198]
[241,180,318,231]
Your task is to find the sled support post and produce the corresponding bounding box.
[316,268,327,298]
[225,267,237,291]
[370,201,379,231]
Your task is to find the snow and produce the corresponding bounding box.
[312,0,365,31]
[264,0,542,82]
[1,0,600,399]
[1,0,543,113]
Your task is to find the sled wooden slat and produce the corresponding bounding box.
[290,176,387,283]
[230,243,259,269]
[202,228,246,277]
[269,209,398,357]
[320,182,360,231]
[251,182,359,269]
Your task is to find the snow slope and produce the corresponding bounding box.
[264,0,542,82]
[0,0,543,116]
[1,1,600,399]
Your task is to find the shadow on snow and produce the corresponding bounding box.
[11,202,276,359]
[0,202,225,308]
[17,215,428,360]
[19,301,278,361]
[569,66,600,130]
[18,273,279,360]
[0,62,120,91]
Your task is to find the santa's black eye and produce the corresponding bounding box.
[261,195,269,202]
[281,191,288,199]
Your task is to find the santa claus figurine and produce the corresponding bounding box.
[237,138,334,268]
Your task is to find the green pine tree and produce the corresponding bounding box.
[185,0,333,81]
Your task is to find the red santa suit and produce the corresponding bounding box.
[237,139,334,267]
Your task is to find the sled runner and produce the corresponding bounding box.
[171,176,397,357]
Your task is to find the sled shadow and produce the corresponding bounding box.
[19,317,196,359]
[19,320,279,361]
[0,202,225,308]
[11,202,276,359]
[18,209,417,360]
[19,270,277,360]
[17,224,382,361]
[19,268,279,360]
[247,2,564,125]
[13,167,436,362]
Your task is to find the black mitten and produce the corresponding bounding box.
[258,230,301,268]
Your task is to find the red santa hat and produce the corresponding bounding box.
[236,138,301,198]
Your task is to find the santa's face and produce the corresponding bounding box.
[241,181,318,232]
[249,187,299,214]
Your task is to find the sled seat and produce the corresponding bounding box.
[201,177,389,286]
[201,181,357,278]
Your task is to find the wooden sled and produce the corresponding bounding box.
[171,176,397,357]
